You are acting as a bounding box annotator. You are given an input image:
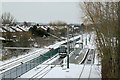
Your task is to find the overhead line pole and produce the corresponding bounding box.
[67,25,69,69]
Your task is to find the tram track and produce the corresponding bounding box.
[78,49,95,79]
[29,57,64,79]
[0,48,49,72]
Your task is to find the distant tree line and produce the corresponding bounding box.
[49,21,67,26]
[29,25,50,37]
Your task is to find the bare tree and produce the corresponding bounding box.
[1,12,16,26]
[49,21,67,26]
[81,2,119,78]
[117,1,120,78]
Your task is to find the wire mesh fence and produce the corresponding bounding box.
[0,35,81,80]
[0,48,58,79]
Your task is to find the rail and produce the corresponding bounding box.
[79,49,90,64]
[0,35,81,79]
[0,48,59,79]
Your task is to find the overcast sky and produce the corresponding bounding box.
[2,2,84,24]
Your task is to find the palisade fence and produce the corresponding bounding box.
[0,48,58,79]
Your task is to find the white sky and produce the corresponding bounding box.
[2,2,84,24]
[1,0,119,2]
[1,0,118,24]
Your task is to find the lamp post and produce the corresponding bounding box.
[72,25,75,52]
[81,23,84,49]
[67,25,69,69]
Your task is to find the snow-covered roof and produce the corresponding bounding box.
[0,25,30,32]
[11,26,22,32]
[0,37,5,40]
[40,26,47,31]
[17,25,30,31]
[4,26,15,32]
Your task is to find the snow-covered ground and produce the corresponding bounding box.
[83,32,96,49]
[20,64,101,78]
[19,32,101,78]
[42,32,101,78]
[42,64,101,78]
[0,35,81,74]
[0,48,49,73]
[20,54,101,78]
[0,25,30,32]
[0,32,101,78]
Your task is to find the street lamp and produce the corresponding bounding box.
[67,25,69,69]
[72,25,75,52]
[81,23,84,49]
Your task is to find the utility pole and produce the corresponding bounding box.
[117,1,120,78]
[81,23,84,48]
[67,25,69,69]
[72,25,75,51]
[0,16,2,60]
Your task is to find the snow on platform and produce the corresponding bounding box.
[1,32,101,78]
[89,65,101,78]
[41,64,84,78]
[20,48,101,78]
[19,55,60,78]
[19,32,101,78]
[43,64,101,78]
[20,63,101,78]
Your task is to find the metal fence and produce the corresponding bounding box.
[0,48,58,79]
[0,36,81,80]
